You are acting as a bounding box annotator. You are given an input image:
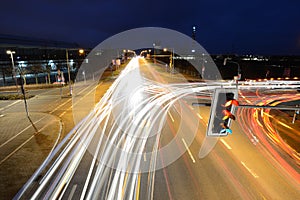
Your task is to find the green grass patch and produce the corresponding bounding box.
[0,94,35,100]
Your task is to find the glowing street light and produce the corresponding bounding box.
[66,48,85,96]
[6,50,16,69]
[6,50,18,88]
[79,49,85,54]
[6,50,38,131]
[163,47,174,71]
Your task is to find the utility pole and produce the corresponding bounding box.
[66,49,72,96]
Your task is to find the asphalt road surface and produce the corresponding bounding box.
[4,57,300,199]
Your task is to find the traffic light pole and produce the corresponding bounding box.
[194,86,300,137]
[237,104,300,111]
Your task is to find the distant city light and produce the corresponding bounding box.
[70,59,74,68]
[18,61,27,68]
[48,60,56,70]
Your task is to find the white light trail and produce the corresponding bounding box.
[25,56,300,199]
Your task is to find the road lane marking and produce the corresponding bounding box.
[197,113,203,119]
[0,117,59,165]
[182,138,196,163]
[0,131,38,165]
[220,139,232,150]
[50,82,96,115]
[0,117,44,149]
[68,184,77,200]
[168,111,174,122]
[0,100,22,111]
[136,172,141,200]
[58,83,102,118]
[143,153,147,162]
[59,111,67,118]
[241,161,259,178]
[49,98,72,114]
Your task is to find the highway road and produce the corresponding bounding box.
[13,57,300,199]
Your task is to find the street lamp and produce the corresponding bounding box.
[66,48,84,96]
[223,58,241,89]
[6,50,18,88]
[79,49,84,54]
[223,58,241,80]
[6,50,38,131]
[163,48,174,72]
[153,43,156,63]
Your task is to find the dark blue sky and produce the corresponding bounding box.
[1,0,300,55]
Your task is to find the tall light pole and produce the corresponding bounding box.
[66,49,72,95]
[192,26,196,40]
[163,48,174,72]
[65,48,85,96]
[223,58,241,80]
[6,50,38,131]
[153,43,156,63]
[6,50,18,89]
[223,58,241,90]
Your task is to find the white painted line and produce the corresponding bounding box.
[220,139,232,150]
[0,132,36,165]
[49,98,71,114]
[0,117,44,149]
[0,100,22,111]
[182,138,196,163]
[197,113,203,119]
[168,111,174,122]
[59,111,67,118]
[68,184,77,200]
[143,153,147,162]
[241,161,259,178]
[0,117,59,165]
[57,83,100,117]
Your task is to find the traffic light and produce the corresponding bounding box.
[206,88,238,136]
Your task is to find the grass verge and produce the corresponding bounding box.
[0,94,35,100]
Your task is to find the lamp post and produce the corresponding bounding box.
[65,48,85,96]
[153,43,156,63]
[6,50,18,89]
[66,49,72,95]
[223,58,241,80]
[163,48,174,72]
[6,50,38,131]
[223,58,241,90]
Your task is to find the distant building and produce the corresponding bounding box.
[0,34,89,86]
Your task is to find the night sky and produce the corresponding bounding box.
[1,0,300,55]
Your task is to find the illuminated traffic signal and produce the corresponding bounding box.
[207,88,238,136]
